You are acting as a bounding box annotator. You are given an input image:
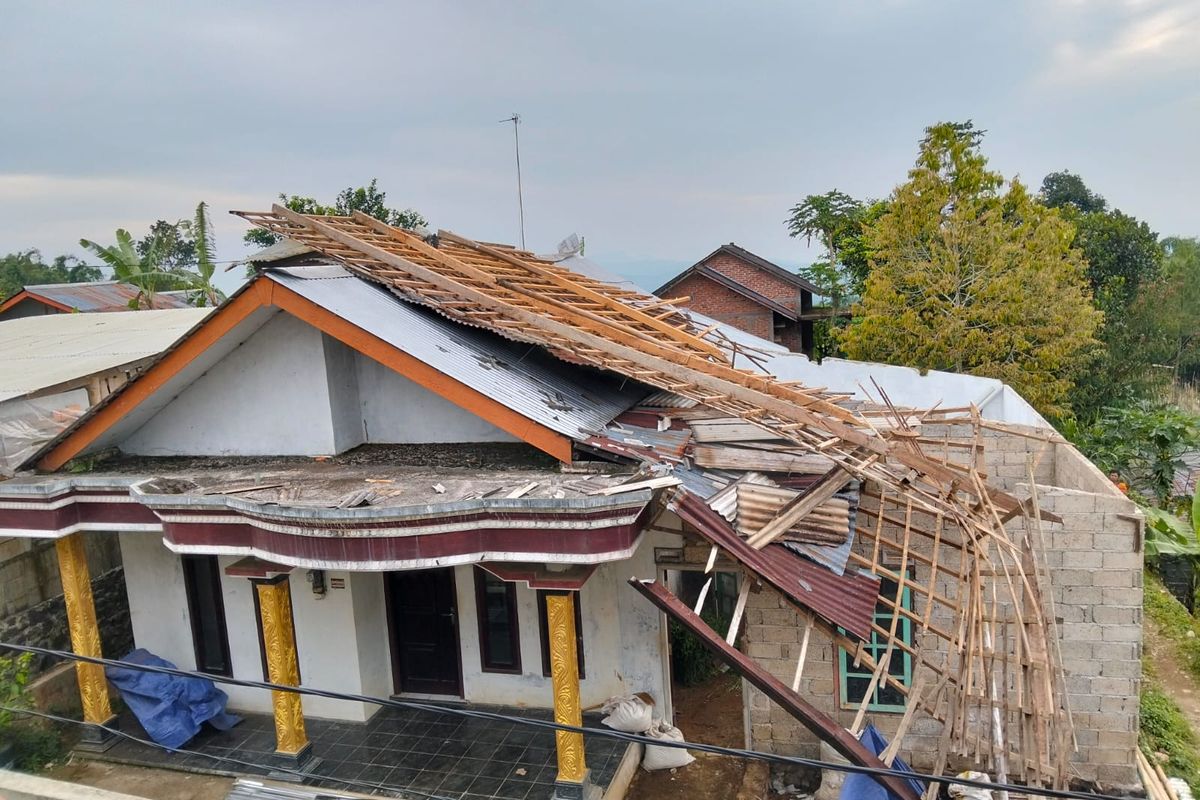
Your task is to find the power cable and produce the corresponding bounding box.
[0,642,1128,800]
[0,705,455,800]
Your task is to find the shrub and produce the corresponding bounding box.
[669,609,731,687]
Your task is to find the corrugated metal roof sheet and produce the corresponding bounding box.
[669,488,878,639]
[0,307,212,403]
[25,281,192,312]
[267,265,648,440]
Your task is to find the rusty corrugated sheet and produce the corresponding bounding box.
[669,487,878,639]
[29,281,192,312]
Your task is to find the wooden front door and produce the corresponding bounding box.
[387,568,462,696]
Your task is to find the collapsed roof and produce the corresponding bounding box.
[226,208,1073,792]
[14,207,1076,794]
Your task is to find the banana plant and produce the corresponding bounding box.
[1144,485,1200,557]
[79,228,184,309]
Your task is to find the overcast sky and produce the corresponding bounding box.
[1,0,1197,293]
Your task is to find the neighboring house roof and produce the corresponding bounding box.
[0,307,212,403]
[0,281,193,316]
[654,242,821,298]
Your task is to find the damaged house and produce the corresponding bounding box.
[0,208,1141,799]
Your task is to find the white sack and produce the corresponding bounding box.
[600,695,654,734]
[641,719,695,771]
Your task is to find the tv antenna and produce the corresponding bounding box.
[499,113,525,249]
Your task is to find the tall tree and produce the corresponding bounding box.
[840,122,1102,416]
[1038,171,1107,214]
[785,190,865,318]
[0,251,101,301]
[136,220,196,271]
[244,179,426,248]
[1038,171,1164,417]
[1133,237,1200,382]
[189,201,222,307]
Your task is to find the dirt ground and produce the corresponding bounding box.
[1146,611,1200,732]
[45,759,234,800]
[626,671,750,800]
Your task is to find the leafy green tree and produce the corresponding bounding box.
[136,220,196,271]
[1038,171,1107,214]
[1133,237,1200,382]
[189,202,221,307]
[785,190,865,319]
[0,251,101,301]
[244,179,426,248]
[1039,172,1164,418]
[79,230,185,309]
[840,122,1102,416]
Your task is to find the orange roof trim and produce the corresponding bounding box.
[36,277,572,471]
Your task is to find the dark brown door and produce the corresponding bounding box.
[387,568,462,696]
[181,555,232,677]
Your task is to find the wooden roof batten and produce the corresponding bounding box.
[232,207,1042,529]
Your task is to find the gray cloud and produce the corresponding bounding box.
[1,0,1196,294]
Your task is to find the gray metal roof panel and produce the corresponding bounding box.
[267,266,648,440]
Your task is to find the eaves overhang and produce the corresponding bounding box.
[0,475,655,571]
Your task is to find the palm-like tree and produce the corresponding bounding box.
[190,201,221,307]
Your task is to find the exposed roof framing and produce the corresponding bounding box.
[230,208,1045,527]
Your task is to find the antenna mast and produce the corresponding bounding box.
[500,113,525,249]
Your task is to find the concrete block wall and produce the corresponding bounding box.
[739,426,1142,790]
[0,532,130,672]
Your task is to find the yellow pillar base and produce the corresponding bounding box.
[253,575,309,760]
[55,533,113,728]
[546,592,589,792]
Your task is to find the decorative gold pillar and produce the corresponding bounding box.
[55,533,114,728]
[547,593,591,796]
[253,576,310,762]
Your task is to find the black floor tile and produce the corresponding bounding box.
[88,705,628,799]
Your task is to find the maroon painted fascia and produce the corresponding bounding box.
[0,491,158,533]
[0,487,653,566]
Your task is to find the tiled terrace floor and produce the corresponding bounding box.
[91,705,628,799]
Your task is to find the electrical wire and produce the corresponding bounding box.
[0,705,455,800]
[0,642,1129,800]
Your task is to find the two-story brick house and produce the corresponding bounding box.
[654,243,819,354]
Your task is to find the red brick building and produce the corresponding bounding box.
[655,243,819,353]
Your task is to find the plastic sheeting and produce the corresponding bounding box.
[105,649,242,750]
[839,725,926,800]
[0,392,86,475]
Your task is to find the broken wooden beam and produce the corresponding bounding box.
[629,578,921,800]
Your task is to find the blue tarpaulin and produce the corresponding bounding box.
[105,649,242,750]
[839,724,926,800]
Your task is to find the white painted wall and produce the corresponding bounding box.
[450,545,666,710]
[117,532,195,669]
[121,530,669,723]
[350,572,393,707]
[323,335,365,453]
[121,313,340,456]
[356,355,517,444]
[117,311,520,457]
